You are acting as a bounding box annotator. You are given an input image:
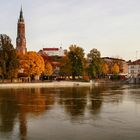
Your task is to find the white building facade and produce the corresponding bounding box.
[128,59,140,77]
[42,47,64,56]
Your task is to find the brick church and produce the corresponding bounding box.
[16,7,27,55]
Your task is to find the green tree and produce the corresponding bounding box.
[87,48,101,79]
[0,34,19,81]
[68,45,85,80]
[59,50,72,78]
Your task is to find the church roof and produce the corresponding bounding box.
[18,7,24,22]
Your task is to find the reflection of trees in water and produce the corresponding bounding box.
[89,86,105,115]
[40,88,55,110]
[89,85,124,115]
[16,88,46,115]
[15,88,55,139]
[58,87,88,119]
[15,88,46,139]
[0,89,18,132]
[57,86,116,119]
[0,85,127,139]
[103,84,124,104]
[0,88,55,140]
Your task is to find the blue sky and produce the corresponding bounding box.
[0,0,140,60]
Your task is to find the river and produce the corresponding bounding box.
[0,84,140,140]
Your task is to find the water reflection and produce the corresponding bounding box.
[126,85,140,103]
[58,87,88,120]
[15,89,43,139]
[0,84,140,140]
[0,91,18,132]
[89,86,105,115]
[0,88,55,140]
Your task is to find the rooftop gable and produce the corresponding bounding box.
[43,48,59,51]
[129,59,140,65]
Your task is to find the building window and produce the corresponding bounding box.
[131,70,134,74]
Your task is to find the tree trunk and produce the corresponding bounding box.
[11,77,13,83]
[2,75,4,83]
[72,74,75,80]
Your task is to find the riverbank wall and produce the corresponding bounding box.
[0,81,93,89]
[0,79,125,89]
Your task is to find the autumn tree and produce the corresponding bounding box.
[0,34,19,81]
[67,45,85,80]
[20,52,45,79]
[0,67,2,76]
[82,58,89,81]
[87,48,102,79]
[112,58,123,73]
[102,63,109,75]
[111,63,119,75]
[44,61,53,77]
[59,51,72,78]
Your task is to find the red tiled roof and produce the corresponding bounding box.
[129,59,140,65]
[43,48,59,51]
[102,57,125,61]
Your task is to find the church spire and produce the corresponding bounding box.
[19,6,24,22]
[16,6,27,55]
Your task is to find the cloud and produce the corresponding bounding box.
[0,0,140,60]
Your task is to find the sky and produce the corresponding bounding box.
[0,0,140,61]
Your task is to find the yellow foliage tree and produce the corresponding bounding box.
[20,51,45,77]
[44,61,53,76]
[102,63,109,75]
[111,63,119,74]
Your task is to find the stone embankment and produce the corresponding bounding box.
[0,80,123,89]
[0,81,93,89]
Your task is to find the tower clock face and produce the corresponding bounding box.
[17,38,20,43]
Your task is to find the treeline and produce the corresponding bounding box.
[59,45,121,80]
[0,34,121,82]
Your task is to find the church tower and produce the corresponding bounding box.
[16,7,27,55]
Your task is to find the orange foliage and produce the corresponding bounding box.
[44,61,53,76]
[112,63,119,74]
[20,51,45,76]
[102,63,109,75]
